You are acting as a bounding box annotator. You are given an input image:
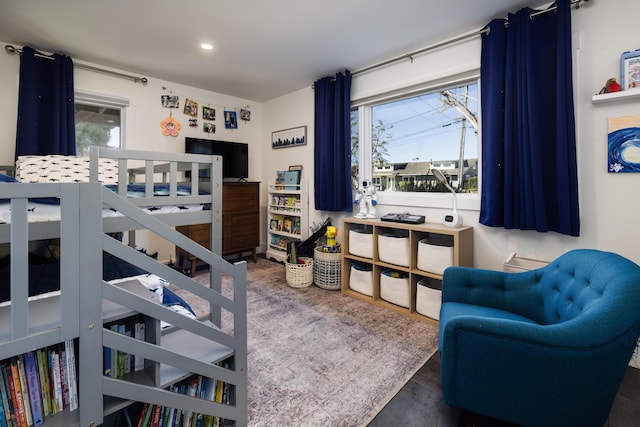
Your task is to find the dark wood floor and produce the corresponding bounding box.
[368,352,640,427]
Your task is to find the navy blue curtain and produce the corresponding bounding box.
[479,0,580,236]
[314,70,352,211]
[16,46,76,157]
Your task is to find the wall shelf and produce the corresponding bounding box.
[592,89,640,104]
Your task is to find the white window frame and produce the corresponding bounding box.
[352,74,482,212]
[74,90,130,150]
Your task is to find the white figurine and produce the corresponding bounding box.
[354,180,377,218]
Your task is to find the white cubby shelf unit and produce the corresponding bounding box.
[341,217,474,325]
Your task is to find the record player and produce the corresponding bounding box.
[380,212,425,224]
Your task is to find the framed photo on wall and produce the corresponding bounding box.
[272,125,307,149]
[621,49,640,90]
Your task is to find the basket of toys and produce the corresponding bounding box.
[314,247,342,290]
[286,257,314,288]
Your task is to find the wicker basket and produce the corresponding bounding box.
[313,247,342,290]
[286,257,314,288]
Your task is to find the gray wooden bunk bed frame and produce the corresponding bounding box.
[0,147,248,426]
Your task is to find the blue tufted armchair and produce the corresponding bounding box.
[439,249,640,427]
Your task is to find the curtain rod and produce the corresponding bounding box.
[352,0,589,77]
[4,44,148,84]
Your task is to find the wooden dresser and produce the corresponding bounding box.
[176,181,260,276]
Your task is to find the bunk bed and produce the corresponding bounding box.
[0,147,248,426]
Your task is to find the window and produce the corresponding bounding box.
[352,81,479,196]
[74,92,128,155]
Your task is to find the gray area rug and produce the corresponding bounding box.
[172,258,439,426]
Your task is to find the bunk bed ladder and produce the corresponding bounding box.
[77,183,248,426]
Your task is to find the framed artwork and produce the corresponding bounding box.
[608,114,640,173]
[183,98,198,117]
[224,110,238,129]
[202,106,216,121]
[272,125,307,149]
[240,108,251,121]
[161,95,179,109]
[621,50,640,90]
[203,122,216,134]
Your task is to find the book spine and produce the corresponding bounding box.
[134,321,145,372]
[124,327,132,375]
[0,369,7,427]
[35,351,49,418]
[46,352,55,416]
[103,345,111,377]
[142,403,154,427]
[50,352,63,414]
[136,402,148,427]
[0,365,12,427]
[9,362,26,427]
[64,340,78,412]
[23,353,43,426]
[59,349,67,410]
[16,357,32,427]
[151,404,161,427]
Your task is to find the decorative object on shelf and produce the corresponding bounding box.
[284,170,301,190]
[271,125,307,148]
[598,77,622,94]
[353,180,377,218]
[608,114,640,173]
[621,49,640,90]
[431,169,462,227]
[224,110,238,129]
[183,98,198,117]
[160,114,181,137]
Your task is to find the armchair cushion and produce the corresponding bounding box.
[439,249,640,427]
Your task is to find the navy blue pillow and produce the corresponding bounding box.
[0,173,18,183]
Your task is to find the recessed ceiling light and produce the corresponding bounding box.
[201,43,213,51]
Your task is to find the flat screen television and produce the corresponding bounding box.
[185,137,249,179]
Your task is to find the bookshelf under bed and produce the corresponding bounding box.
[0,148,248,426]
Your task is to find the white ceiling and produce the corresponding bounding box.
[0,0,554,102]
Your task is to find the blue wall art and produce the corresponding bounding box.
[608,115,640,173]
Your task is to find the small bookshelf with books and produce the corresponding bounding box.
[0,340,78,427]
[266,175,308,263]
[134,360,234,427]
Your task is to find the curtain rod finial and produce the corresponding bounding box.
[5,45,18,55]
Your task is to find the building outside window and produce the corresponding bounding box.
[351,81,479,195]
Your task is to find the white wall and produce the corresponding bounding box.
[264,0,640,270]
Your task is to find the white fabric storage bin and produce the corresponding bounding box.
[380,271,410,308]
[348,229,373,258]
[378,233,410,267]
[349,264,373,296]
[417,235,454,275]
[416,277,443,319]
